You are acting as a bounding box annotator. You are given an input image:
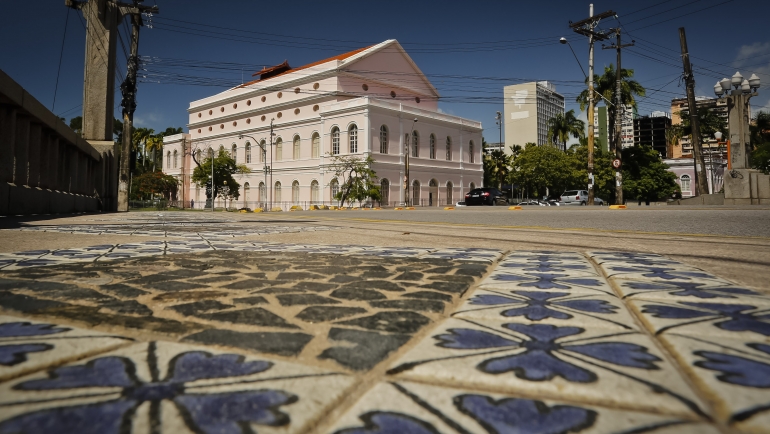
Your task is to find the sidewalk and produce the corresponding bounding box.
[0,213,768,432]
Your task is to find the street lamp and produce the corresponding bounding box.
[239,133,268,211]
[560,37,587,78]
[404,118,417,206]
[713,71,760,193]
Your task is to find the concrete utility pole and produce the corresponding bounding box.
[603,28,634,205]
[570,5,614,206]
[678,27,709,197]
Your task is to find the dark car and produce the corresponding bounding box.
[465,188,508,206]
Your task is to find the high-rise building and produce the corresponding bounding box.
[670,97,728,159]
[593,104,636,152]
[503,81,565,151]
[633,112,671,157]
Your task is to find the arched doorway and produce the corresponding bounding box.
[243,182,250,209]
[292,181,300,204]
[380,179,390,206]
[429,179,439,207]
[311,180,319,203]
[446,181,453,205]
[412,180,420,206]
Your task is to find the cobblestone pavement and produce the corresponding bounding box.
[0,217,768,433]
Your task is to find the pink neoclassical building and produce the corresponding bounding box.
[162,40,483,209]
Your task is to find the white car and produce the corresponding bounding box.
[560,190,589,206]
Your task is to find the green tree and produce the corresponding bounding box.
[621,144,680,202]
[326,154,380,207]
[546,109,585,150]
[484,150,512,189]
[577,64,645,149]
[191,149,248,204]
[69,116,82,136]
[751,111,770,174]
[510,144,579,199]
[131,171,179,200]
[571,143,615,201]
[676,107,727,144]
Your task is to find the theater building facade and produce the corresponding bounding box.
[162,40,483,209]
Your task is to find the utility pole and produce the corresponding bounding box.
[678,27,708,197]
[404,119,417,206]
[495,111,502,146]
[118,10,140,212]
[603,28,634,205]
[570,5,614,206]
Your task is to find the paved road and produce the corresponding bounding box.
[290,207,770,238]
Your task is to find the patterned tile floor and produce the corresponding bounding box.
[0,238,767,432]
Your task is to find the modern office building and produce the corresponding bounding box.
[162,40,483,209]
[503,81,565,150]
[670,97,728,159]
[633,111,671,157]
[593,104,637,152]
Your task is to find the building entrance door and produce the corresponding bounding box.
[429,179,438,207]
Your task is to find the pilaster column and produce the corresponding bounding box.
[48,137,60,191]
[14,116,30,186]
[38,131,50,189]
[27,123,42,187]
[0,106,16,183]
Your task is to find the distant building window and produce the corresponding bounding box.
[167,152,171,168]
[260,140,266,162]
[412,131,419,157]
[245,143,251,163]
[381,178,389,205]
[680,174,691,193]
[276,138,283,161]
[446,137,452,160]
[469,141,475,163]
[259,182,266,202]
[311,133,320,158]
[231,144,237,164]
[173,150,178,168]
[412,180,420,205]
[330,179,339,202]
[331,127,340,155]
[274,181,282,203]
[349,124,358,153]
[292,180,300,204]
[311,180,319,203]
[379,125,388,154]
[446,181,453,205]
[429,134,436,159]
[293,135,301,160]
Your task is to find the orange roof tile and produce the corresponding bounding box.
[237,44,374,89]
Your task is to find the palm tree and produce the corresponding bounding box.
[576,64,646,150]
[546,110,585,151]
[485,150,512,189]
[665,125,683,159]
[146,134,164,172]
[132,128,154,171]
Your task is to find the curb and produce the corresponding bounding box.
[608,205,627,210]
[508,206,522,210]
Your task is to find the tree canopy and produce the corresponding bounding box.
[546,109,585,150]
[326,154,380,207]
[131,171,178,200]
[751,111,770,174]
[191,149,249,202]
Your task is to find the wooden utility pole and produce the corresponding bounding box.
[603,28,634,205]
[570,6,614,206]
[678,27,708,197]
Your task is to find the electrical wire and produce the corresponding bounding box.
[52,8,70,113]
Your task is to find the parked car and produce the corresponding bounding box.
[560,190,589,206]
[594,197,605,206]
[465,188,508,206]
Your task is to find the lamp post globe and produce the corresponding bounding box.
[714,131,722,141]
[741,79,751,94]
[714,82,724,96]
[732,71,744,89]
[720,77,731,92]
[560,37,567,45]
[749,73,761,90]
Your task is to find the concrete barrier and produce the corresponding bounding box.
[608,205,627,209]
[508,206,522,210]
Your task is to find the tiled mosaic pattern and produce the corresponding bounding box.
[14,223,337,239]
[0,246,767,433]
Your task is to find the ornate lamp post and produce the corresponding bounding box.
[714,72,760,202]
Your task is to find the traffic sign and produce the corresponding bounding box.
[612,158,621,169]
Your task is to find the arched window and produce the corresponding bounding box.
[260,140,266,162]
[446,181,453,205]
[173,150,178,168]
[293,135,301,160]
[330,179,339,202]
[244,182,250,205]
[412,180,420,206]
[311,133,320,158]
[274,181,282,203]
[258,181,266,202]
[331,127,340,155]
[231,144,237,164]
[469,141,475,163]
[412,131,419,157]
[245,143,251,163]
[349,124,358,153]
[680,174,691,193]
[166,151,171,168]
[429,134,436,159]
[379,125,388,154]
[446,137,452,160]
[292,180,300,203]
[311,180,319,203]
[275,138,283,161]
[381,178,390,205]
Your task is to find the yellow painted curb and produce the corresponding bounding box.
[443,206,455,210]
[508,206,523,210]
[405,207,416,210]
[394,207,404,210]
[608,205,627,209]
[270,207,283,212]
[289,206,303,211]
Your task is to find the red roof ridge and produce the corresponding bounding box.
[237,44,374,89]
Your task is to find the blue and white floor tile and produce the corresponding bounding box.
[658,333,770,432]
[420,248,505,263]
[0,315,132,382]
[387,317,708,417]
[613,278,770,305]
[452,288,640,331]
[329,381,718,434]
[0,341,355,434]
[628,299,770,341]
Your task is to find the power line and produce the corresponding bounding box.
[52,8,71,113]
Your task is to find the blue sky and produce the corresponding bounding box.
[2,0,769,142]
